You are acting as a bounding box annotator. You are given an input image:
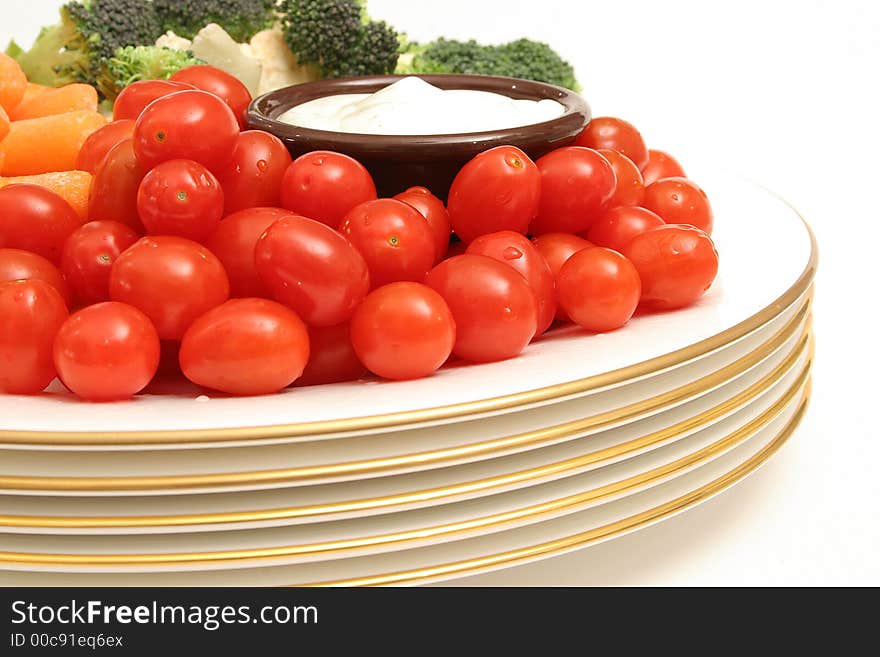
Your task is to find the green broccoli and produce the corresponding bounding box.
[398,38,580,91]
[96,46,203,100]
[154,0,277,43]
[279,0,401,78]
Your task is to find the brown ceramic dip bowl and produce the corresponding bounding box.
[247,74,590,200]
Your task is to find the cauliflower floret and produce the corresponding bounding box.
[250,28,319,96]
[155,31,193,52]
[191,24,262,96]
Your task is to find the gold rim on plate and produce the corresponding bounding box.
[0,303,811,494]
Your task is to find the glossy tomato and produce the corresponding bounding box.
[447,146,540,243]
[0,279,68,394]
[642,177,713,234]
[255,214,370,327]
[279,151,377,228]
[0,184,81,264]
[351,282,455,380]
[109,235,229,340]
[586,206,665,253]
[466,231,556,336]
[53,301,159,401]
[133,90,239,173]
[0,248,70,305]
[88,138,147,232]
[113,79,195,121]
[623,224,719,310]
[557,247,641,332]
[425,254,537,363]
[215,131,292,215]
[136,159,224,241]
[529,147,616,235]
[295,322,366,387]
[641,149,686,186]
[575,117,649,170]
[179,298,310,395]
[597,149,644,207]
[60,221,139,306]
[75,119,135,174]
[531,232,594,322]
[170,65,252,129]
[394,186,451,263]
[339,199,436,288]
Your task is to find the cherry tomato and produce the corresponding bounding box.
[133,90,239,173]
[109,235,229,340]
[557,247,641,332]
[575,117,649,170]
[641,149,686,186]
[280,151,377,228]
[529,147,616,235]
[586,206,665,253]
[113,79,196,122]
[60,221,139,306]
[0,184,81,264]
[215,131,292,215]
[531,233,594,322]
[339,199,436,288]
[447,146,540,243]
[75,119,135,174]
[179,298,310,395]
[597,149,644,207]
[425,254,537,363]
[206,207,294,298]
[623,224,719,310]
[170,65,252,129]
[296,322,366,387]
[642,177,713,234]
[351,282,455,380]
[0,248,70,305]
[53,301,159,401]
[88,138,147,232]
[394,186,451,263]
[137,159,224,242]
[255,214,370,327]
[466,231,556,336]
[0,279,68,394]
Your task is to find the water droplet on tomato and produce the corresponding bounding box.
[256,160,268,172]
[502,247,523,260]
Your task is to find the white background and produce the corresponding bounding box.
[2,0,877,585]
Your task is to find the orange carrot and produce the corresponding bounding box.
[9,82,51,119]
[0,53,27,113]
[10,84,98,121]
[0,110,108,176]
[0,105,8,142]
[0,171,93,221]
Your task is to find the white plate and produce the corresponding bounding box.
[0,173,816,449]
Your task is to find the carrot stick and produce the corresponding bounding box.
[8,82,51,120]
[0,53,27,113]
[0,110,108,176]
[0,171,93,221]
[10,84,98,120]
[0,105,8,142]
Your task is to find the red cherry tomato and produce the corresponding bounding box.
[394,186,451,263]
[109,235,229,340]
[351,282,455,380]
[575,117,649,170]
[75,119,135,174]
[0,279,68,394]
[642,177,713,234]
[425,254,537,363]
[296,322,366,387]
[447,146,541,244]
[0,184,81,264]
[137,159,224,242]
[339,199,436,288]
[255,214,370,327]
[113,79,196,122]
[53,301,159,401]
[88,138,147,232]
[280,151,377,228]
[170,65,252,129]
[466,231,556,336]
[641,149,686,186]
[529,147,616,235]
[215,131,292,215]
[206,207,295,298]
[586,206,665,253]
[623,224,719,310]
[531,233,594,322]
[60,221,139,306]
[133,90,239,173]
[179,298,310,395]
[597,149,644,207]
[0,248,70,305]
[557,247,641,332]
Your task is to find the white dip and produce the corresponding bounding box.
[278,76,566,135]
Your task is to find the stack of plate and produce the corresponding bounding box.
[0,173,816,586]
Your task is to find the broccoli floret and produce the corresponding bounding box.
[154,0,277,43]
[66,0,164,62]
[4,7,92,87]
[279,0,401,78]
[96,45,203,100]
